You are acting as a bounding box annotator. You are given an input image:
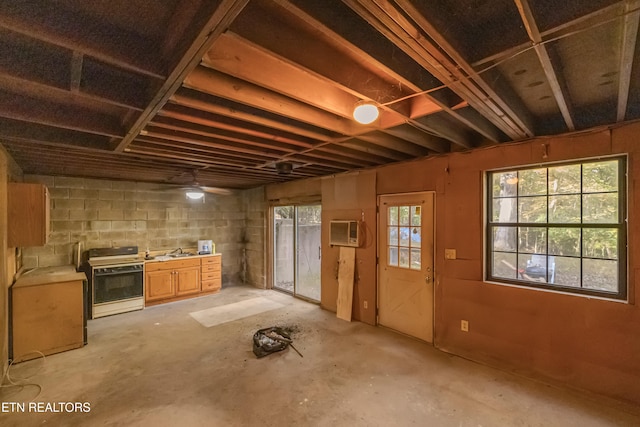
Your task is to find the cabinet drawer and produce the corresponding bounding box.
[201,255,221,264]
[201,263,221,273]
[201,278,221,292]
[146,258,200,272]
[201,271,221,281]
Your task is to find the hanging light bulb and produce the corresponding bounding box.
[353,102,379,124]
[185,190,205,200]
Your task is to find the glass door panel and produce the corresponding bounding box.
[272,205,321,302]
[274,206,294,293]
[296,205,321,301]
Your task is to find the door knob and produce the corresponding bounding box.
[425,275,431,283]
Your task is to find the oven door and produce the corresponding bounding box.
[93,266,143,304]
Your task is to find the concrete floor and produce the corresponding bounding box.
[2,285,639,426]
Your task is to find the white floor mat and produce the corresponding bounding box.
[189,296,287,327]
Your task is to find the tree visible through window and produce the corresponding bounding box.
[486,157,626,299]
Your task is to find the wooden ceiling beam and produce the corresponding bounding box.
[378,0,535,139]
[139,129,287,159]
[0,1,164,79]
[170,89,334,142]
[0,90,123,138]
[114,0,251,152]
[0,66,144,112]
[158,104,315,149]
[236,1,474,147]
[184,66,358,135]
[127,144,261,168]
[203,32,360,119]
[473,3,625,69]
[357,132,430,157]
[617,0,640,122]
[0,117,110,150]
[515,0,575,131]
[148,116,302,153]
[338,139,411,161]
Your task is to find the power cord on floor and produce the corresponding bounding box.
[0,350,45,401]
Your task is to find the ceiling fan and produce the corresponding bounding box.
[160,170,233,199]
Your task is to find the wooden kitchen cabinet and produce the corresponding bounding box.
[175,266,201,296]
[11,266,86,362]
[145,270,174,302]
[201,254,222,293]
[8,182,50,247]
[145,258,201,305]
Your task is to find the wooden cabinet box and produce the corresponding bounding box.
[8,182,50,247]
[10,266,86,362]
[145,258,201,305]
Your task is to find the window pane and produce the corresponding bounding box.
[410,227,421,248]
[518,227,547,254]
[399,206,410,226]
[518,254,548,282]
[548,228,580,257]
[583,193,618,223]
[549,164,581,194]
[552,256,580,287]
[410,249,421,270]
[399,248,409,268]
[411,206,421,226]
[388,226,398,246]
[492,252,517,279]
[518,196,547,223]
[549,195,580,223]
[519,168,546,196]
[493,198,517,222]
[583,228,618,259]
[389,207,398,225]
[389,247,398,266]
[399,227,410,247]
[492,171,518,197]
[583,259,618,292]
[583,161,618,193]
[493,226,517,252]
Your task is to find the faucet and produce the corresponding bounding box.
[170,248,183,254]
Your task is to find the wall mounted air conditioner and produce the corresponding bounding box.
[330,220,361,247]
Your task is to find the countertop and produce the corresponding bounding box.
[143,253,221,263]
[13,265,87,288]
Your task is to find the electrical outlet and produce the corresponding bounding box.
[461,320,469,332]
[364,300,368,309]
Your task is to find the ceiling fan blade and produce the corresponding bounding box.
[201,186,233,195]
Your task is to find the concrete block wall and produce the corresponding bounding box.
[22,175,248,285]
[242,186,267,288]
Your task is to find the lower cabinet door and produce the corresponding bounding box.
[176,267,201,296]
[145,270,174,302]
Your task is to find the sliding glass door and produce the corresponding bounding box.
[273,205,321,301]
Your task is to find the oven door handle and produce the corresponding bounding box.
[94,270,141,277]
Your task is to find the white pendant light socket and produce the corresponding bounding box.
[353,102,379,124]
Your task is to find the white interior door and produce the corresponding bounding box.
[378,192,434,342]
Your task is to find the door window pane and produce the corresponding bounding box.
[410,249,421,270]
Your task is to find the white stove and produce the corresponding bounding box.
[88,246,144,318]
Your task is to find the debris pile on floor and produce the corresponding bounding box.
[252,326,303,358]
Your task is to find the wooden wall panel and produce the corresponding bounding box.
[321,171,376,325]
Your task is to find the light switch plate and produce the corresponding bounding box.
[445,249,457,260]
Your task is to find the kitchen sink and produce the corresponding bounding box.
[167,253,195,257]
